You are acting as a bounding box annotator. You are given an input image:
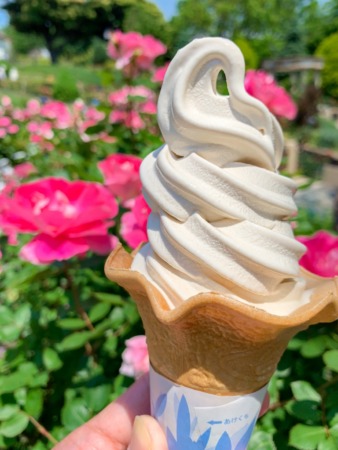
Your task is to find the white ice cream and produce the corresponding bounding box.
[132,37,308,315]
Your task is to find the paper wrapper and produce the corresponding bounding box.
[150,366,267,449]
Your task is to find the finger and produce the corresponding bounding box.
[53,373,150,450]
[128,415,168,450]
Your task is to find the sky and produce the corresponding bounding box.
[149,0,178,20]
[0,10,8,29]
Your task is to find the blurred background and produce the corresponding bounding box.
[0,1,337,449]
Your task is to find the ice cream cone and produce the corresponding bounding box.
[105,243,338,396]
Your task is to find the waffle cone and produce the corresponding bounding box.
[105,244,338,396]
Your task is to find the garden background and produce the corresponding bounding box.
[0,0,338,449]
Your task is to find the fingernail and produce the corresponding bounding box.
[128,416,152,450]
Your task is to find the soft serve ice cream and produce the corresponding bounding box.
[132,37,308,315]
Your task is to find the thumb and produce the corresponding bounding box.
[128,415,168,450]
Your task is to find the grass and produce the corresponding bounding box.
[0,60,104,104]
[17,62,101,87]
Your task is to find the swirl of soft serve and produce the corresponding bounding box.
[132,37,307,314]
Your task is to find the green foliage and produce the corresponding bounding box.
[122,1,169,46]
[252,322,338,449]
[316,32,338,100]
[90,37,109,66]
[234,37,259,69]
[0,254,143,448]
[310,118,338,150]
[294,206,334,236]
[18,62,101,103]
[4,26,45,57]
[4,0,169,63]
[52,68,80,102]
[170,0,338,62]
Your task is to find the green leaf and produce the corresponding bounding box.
[61,398,90,431]
[42,348,63,372]
[290,381,321,402]
[39,307,58,327]
[88,302,111,323]
[56,318,86,330]
[83,385,110,413]
[247,430,277,450]
[318,436,338,450]
[0,306,14,326]
[288,337,304,351]
[57,331,91,351]
[7,265,49,288]
[31,441,48,450]
[289,424,326,450]
[124,303,140,325]
[18,362,38,378]
[0,405,19,421]
[14,388,27,406]
[323,350,338,372]
[301,336,328,358]
[0,325,21,342]
[0,372,28,395]
[0,435,6,447]
[28,372,49,388]
[14,304,31,329]
[0,412,29,438]
[103,335,118,357]
[24,389,44,419]
[93,292,124,306]
[330,423,338,442]
[286,400,322,422]
[110,307,125,328]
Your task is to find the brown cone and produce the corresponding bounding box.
[105,244,338,396]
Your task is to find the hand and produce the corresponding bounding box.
[53,373,168,450]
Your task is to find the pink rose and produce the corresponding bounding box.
[0,116,19,138]
[40,101,73,129]
[107,30,166,76]
[297,231,338,277]
[245,70,298,120]
[152,62,170,83]
[13,162,36,179]
[82,106,105,130]
[0,116,11,127]
[120,194,151,249]
[108,85,157,131]
[98,153,142,202]
[1,95,12,108]
[0,177,118,264]
[27,121,54,140]
[120,335,149,379]
[26,99,41,117]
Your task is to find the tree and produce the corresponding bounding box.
[122,2,169,46]
[3,0,167,63]
[168,0,329,62]
[5,25,44,56]
[316,32,338,99]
